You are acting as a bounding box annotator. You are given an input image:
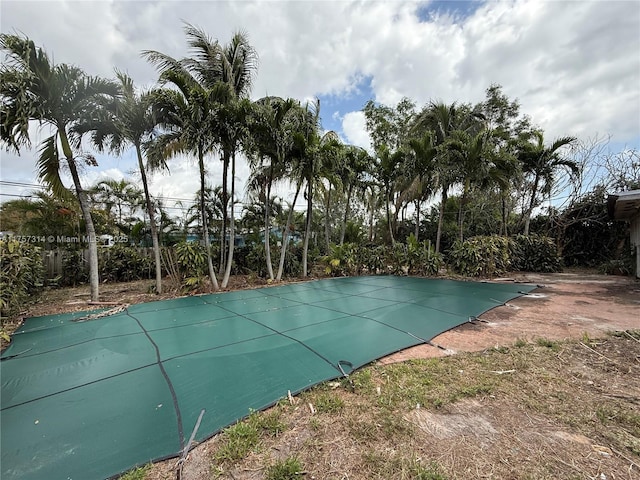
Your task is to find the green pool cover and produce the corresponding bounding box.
[1,276,535,479]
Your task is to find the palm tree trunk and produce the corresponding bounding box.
[414,199,420,241]
[220,152,229,272]
[436,186,448,254]
[276,180,301,281]
[501,191,508,237]
[199,148,219,291]
[324,183,331,250]
[386,185,394,245]
[368,191,375,242]
[264,166,275,280]
[340,184,354,245]
[222,152,236,288]
[302,179,313,277]
[458,181,469,242]
[524,174,540,235]
[135,143,162,294]
[59,130,99,301]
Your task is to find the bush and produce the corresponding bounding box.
[405,234,443,276]
[447,236,511,277]
[511,235,562,273]
[323,243,358,277]
[447,235,562,277]
[0,240,44,318]
[357,244,386,275]
[99,245,153,282]
[61,248,88,286]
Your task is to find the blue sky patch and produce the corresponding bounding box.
[417,0,485,22]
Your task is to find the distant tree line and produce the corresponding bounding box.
[2,27,638,300]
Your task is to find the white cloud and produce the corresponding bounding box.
[1,0,638,211]
[342,111,372,152]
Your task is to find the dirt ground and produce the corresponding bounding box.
[4,271,640,480]
[381,271,640,364]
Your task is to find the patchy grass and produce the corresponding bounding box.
[118,464,150,480]
[143,331,640,479]
[264,457,304,480]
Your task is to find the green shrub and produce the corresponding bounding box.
[323,243,358,276]
[99,245,153,282]
[234,243,302,278]
[511,235,562,272]
[447,236,511,277]
[357,244,386,275]
[0,240,44,318]
[405,234,443,276]
[61,248,88,286]
[173,241,209,291]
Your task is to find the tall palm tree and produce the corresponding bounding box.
[180,25,258,286]
[518,131,577,235]
[412,101,483,252]
[145,24,258,289]
[375,145,404,245]
[446,129,492,241]
[338,146,371,245]
[406,131,437,240]
[0,34,119,300]
[248,96,301,280]
[287,99,340,276]
[76,73,166,293]
[144,52,232,291]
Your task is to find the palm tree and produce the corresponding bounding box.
[248,97,301,280]
[406,131,437,240]
[76,73,167,293]
[518,131,578,235]
[285,99,340,276]
[145,24,257,289]
[0,34,119,300]
[375,145,404,245]
[144,52,232,292]
[218,33,258,285]
[317,140,344,250]
[412,101,484,252]
[337,146,371,245]
[446,129,492,241]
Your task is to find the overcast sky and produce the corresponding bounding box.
[1,0,639,215]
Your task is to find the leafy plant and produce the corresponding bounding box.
[405,234,443,276]
[99,245,153,282]
[511,234,562,272]
[0,240,44,319]
[323,243,358,276]
[61,247,89,287]
[447,236,511,277]
[173,241,209,291]
[357,244,386,275]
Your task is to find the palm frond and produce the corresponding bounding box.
[36,134,71,199]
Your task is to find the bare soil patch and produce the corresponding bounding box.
[381,271,640,363]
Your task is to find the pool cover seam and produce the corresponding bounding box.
[127,311,185,449]
[213,304,343,375]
